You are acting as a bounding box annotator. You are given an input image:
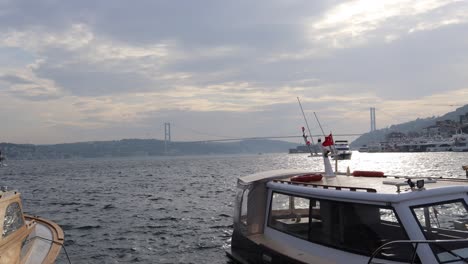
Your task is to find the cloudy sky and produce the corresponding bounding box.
[1,0,468,144]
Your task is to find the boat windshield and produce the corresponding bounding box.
[268,192,417,262]
[411,199,468,263]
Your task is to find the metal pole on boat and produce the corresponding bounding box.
[314,112,338,157]
[313,112,326,137]
[322,148,335,177]
[301,127,315,156]
[297,97,317,154]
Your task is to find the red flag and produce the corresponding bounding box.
[322,133,334,147]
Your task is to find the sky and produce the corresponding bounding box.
[1,0,468,144]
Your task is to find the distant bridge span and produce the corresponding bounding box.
[181,134,363,143]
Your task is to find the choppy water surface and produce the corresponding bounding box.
[1,152,467,263]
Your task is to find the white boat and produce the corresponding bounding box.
[289,145,311,154]
[227,145,468,263]
[452,143,468,152]
[358,145,368,152]
[426,138,453,152]
[452,131,468,152]
[426,143,452,152]
[0,188,64,263]
[332,140,352,160]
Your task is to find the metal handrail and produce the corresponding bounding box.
[368,238,468,264]
[273,179,377,193]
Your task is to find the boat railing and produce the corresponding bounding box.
[273,179,377,193]
[367,238,468,264]
[360,173,468,183]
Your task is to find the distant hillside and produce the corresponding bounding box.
[0,138,297,160]
[350,104,468,148]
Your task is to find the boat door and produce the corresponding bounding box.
[234,180,268,236]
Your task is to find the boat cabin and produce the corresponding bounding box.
[228,169,468,264]
[0,189,64,264]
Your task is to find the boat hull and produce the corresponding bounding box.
[23,215,64,264]
[227,230,308,264]
[332,152,352,160]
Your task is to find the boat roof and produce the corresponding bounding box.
[238,169,310,185]
[239,169,468,203]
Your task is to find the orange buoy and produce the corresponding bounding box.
[290,174,323,182]
[352,170,384,177]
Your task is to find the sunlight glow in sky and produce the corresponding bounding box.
[0,0,468,144]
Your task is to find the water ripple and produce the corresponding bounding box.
[0,153,466,263]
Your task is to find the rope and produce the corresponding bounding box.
[25,235,72,264]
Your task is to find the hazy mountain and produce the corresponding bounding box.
[0,139,298,160]
[350,104,468,148]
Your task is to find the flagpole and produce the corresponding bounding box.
[314,112,338,161]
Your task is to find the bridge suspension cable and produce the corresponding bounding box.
[181,134,363,143]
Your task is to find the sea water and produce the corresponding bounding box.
[0,152,467,263]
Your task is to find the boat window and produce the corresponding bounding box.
[268,192,416,262]
[268,192,310,240]
[240,189,249,225]
[411,199,468,263]
[3,202,24,238]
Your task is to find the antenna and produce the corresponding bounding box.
[313,112,326,137]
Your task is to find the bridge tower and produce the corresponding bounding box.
[164,122,171,154]
[370,107,376,132]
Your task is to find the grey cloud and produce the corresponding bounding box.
[34,64,157,97]
[305,24,468,99]
[0,74,33,84]
[0,0,331,46]
[0,73,63,101]
[87,1,332,46]
[8,87,62,101]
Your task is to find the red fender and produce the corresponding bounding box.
[290,174,323,182]
[352,170,385,177]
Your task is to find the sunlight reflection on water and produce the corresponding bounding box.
[334,152,468,178]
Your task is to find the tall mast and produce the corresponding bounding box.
[313,112,326,137]
[297,97,316,150]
